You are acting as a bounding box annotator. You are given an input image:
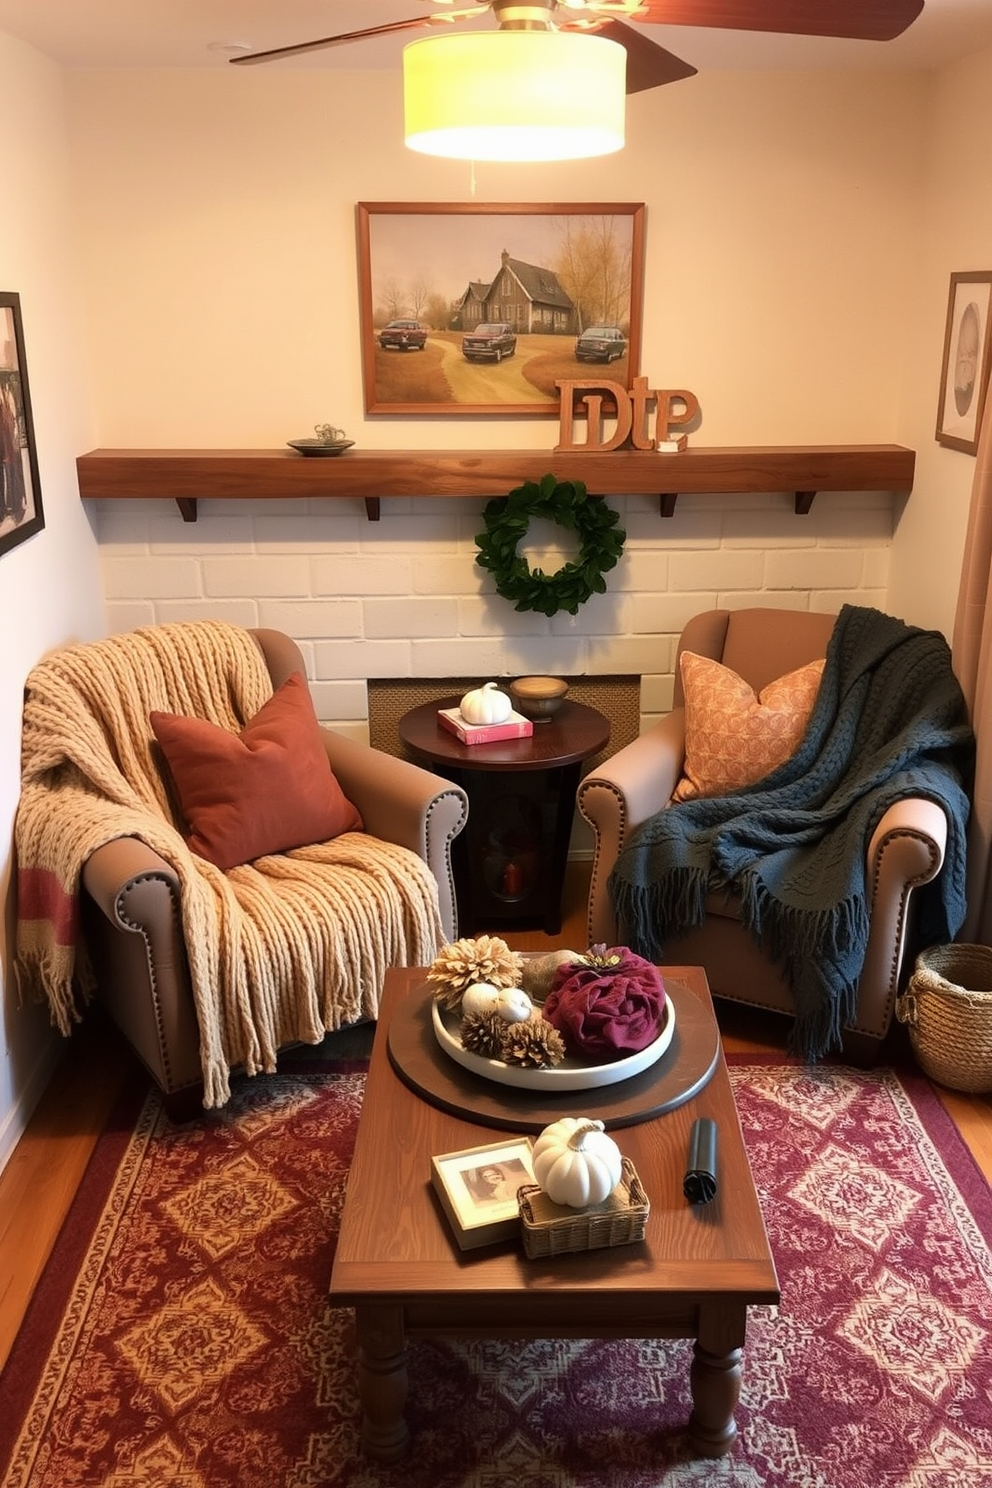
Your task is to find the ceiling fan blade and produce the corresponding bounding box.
[594,18,697,91]
[625,0,924,43]
[229,15,433,66]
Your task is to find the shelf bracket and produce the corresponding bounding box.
[659,493,678,517]
[365,497,381,521]
[176,497,198,522]
[794,491,816,514]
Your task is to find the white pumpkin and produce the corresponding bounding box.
[460,982,502,1019]
[459,681,512,726]
[496,987,533,1023]
[531,1118,623,1209]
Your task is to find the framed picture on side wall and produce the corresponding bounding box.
[935,270,992,455]
[0,291,44,558]
[357,201,645,416]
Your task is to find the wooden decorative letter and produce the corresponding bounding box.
[555,380,632,452]
[656,389,700,441]
[556,378,699,453]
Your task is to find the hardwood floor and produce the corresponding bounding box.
[1,856,989,1374]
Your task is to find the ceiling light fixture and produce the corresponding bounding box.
[403,28,626,163]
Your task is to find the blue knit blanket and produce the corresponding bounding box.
[608,605,975,1060]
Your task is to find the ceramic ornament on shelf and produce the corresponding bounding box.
[531,1117,623,1209]
[459,681,513,726]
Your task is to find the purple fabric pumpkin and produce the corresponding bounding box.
[543,948,667,1062]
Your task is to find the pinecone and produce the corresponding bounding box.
[499,1017,567,1069]
[426,935,524,1011]
[461,1011,508,1059]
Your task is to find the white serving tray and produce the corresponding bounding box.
[431,995,676,1092]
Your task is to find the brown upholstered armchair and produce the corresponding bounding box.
[577,608,958,1062]
[21,625,468,1117]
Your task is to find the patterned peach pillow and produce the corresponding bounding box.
[672,650,825,802]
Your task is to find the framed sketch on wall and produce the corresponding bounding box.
[935,270,992,455]
[0,291,44,558]
[356,201,645,416]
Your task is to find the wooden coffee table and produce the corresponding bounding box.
[329,965,779,1461]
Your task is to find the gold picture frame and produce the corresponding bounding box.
[935,270,992,455]
[357,201,645,416]
[430,1137,536,1250]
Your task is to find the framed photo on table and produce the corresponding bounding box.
[935,270,992,455]
[357,201,645,416]
[431,1137,536,1250]
[0,291,44,559]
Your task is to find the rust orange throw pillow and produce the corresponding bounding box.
[150,671,363,870]
[672,650,825,802]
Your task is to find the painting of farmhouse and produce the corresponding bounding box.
[357,203,644,415]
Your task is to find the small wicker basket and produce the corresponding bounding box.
[896,944,992,1094]
[517,1157,649,1259]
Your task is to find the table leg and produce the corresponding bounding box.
[687,1304,746,1457]
[353,1303,410,1461]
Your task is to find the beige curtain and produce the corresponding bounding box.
[952,390,992,941]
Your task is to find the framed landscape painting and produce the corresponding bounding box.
[357,201,645,416]
[935,270,992,455]
[0,291,44,558]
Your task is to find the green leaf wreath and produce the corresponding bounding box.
[474,474,626,618]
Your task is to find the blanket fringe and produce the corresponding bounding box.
[12,955,85,1036]
[610,866,708,961]
[738,871,867,1059]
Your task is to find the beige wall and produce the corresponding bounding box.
[67,67,925,450]
[889,46,992,635]
[0,33,104,1167]
[66,65,925,744]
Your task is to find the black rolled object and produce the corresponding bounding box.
[683,1117,717,1204]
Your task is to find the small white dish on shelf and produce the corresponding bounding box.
[287,438,355,457]
[431,996,675,1092]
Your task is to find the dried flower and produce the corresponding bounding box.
[583,944,623,969]
[427,935,524,1011]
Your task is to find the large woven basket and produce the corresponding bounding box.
[896,944,992,1094]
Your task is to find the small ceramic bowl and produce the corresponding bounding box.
[509,675,569,721]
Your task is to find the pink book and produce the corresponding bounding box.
[437,707,534,745]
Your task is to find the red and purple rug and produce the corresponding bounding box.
[2,1057,991,1487]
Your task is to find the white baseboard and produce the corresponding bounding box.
[0,1039,62,1177]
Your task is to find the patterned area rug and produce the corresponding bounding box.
[2,1057,991,1488]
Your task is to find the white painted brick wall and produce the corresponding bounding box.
[95,489,891,743]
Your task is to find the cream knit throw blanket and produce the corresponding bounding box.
[15,621,442,1107]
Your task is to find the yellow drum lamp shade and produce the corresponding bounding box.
[403,31,626,162]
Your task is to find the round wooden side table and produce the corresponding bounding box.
[399,696,610,936]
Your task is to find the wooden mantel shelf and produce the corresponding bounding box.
[76,444,915,523]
